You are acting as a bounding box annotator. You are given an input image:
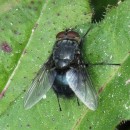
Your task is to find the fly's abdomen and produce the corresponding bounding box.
[52,71,73,97]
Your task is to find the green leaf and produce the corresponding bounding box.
[0,0,45,92]
[75,0,130,129]
[0,0,129,130]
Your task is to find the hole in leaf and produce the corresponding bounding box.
[115,120,130,130]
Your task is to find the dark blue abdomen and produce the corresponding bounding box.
[53,70,73,97]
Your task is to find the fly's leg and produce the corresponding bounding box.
[76,97,80,106]
[56,93,62,111]
[80,25,93,48]
[85,63,121,67]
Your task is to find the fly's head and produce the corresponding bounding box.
[56,29,81,43]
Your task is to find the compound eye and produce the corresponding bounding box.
[67,31,80,38]
[56,31,65,38]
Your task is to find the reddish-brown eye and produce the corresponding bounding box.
[67,31,80,38]
[56,31,65,38]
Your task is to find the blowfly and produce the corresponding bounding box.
[24,27,98,111]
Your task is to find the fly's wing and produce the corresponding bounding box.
[66,66,98,110]
[24,63,56,110]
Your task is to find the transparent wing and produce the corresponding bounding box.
[66,66,98,110]
[24,65,56,110]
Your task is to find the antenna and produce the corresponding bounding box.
[81,25,93,40]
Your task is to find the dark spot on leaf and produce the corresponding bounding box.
[30,0,34,4]
[27,124,31,127]
[28,5,32,9]
[52,1,56,4]
[13,30,21,35]
[1,42,12,53]
[19,42,23,45]
[40,37,43,40]
[5,15,9,19]
[84,12,87,15]
[33,7,38,11]
[6,66,9,69]
[7,124,9,127]
[18,21,22,24]
[7,114,9,116]
[53,22,56,25]
[23,89,26,92]
[116,120,130,130]
[53,27,56,30]
[89,126,92,129]
[37,56,40,59]
[1,28,4,31]
[57,13,60,16]
[34,71,37,75]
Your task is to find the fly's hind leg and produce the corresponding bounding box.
[76,97,80,106]
[56,93,62,111]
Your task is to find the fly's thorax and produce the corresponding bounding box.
[53,40,79,69]
[54,59,70,69]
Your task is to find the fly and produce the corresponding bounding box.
[24,26,98,111]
